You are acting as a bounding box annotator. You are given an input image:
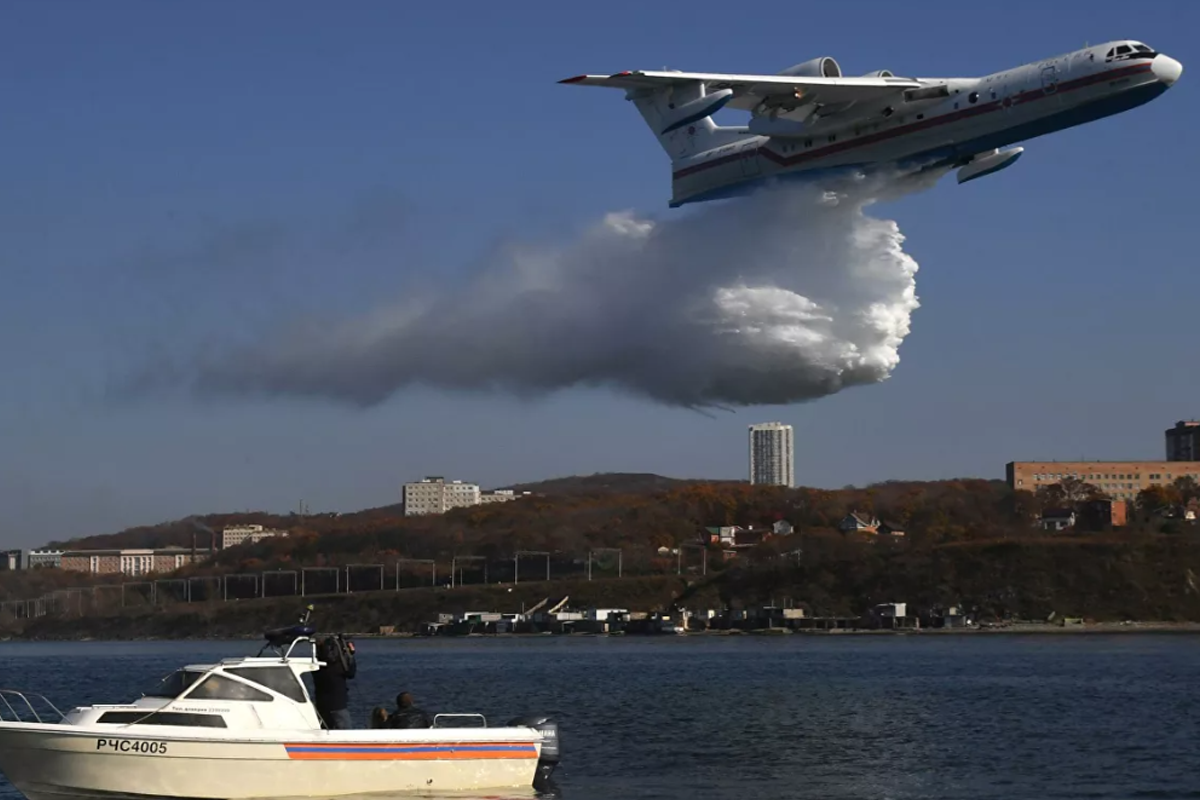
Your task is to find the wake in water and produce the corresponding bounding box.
[130,171,943,409]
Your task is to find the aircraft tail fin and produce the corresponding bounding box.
[624,81,751,161]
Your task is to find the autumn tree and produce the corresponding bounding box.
[1058,477,1105,504]
[1173,476,1200,504]
[1136,484,1180,518]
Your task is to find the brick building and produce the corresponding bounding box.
[1006,461,1200,502]
[60,548,197,576]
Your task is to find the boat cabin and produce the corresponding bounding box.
[62,633,327,732]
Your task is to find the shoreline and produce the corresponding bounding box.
[8,621,1200,643]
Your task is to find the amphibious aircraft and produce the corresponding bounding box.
[560,41,1182,207]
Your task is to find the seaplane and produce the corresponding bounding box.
[560,40,1183,207]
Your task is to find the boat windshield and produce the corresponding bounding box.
[144,669,206,699]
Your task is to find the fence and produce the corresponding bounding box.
[0,545,732,621]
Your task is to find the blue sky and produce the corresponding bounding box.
[2,0,1197,547]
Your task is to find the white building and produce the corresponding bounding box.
[221,524,288,549]
[403,477,481,516]
[479,489,529,505]
[26,550,63,569]
[402,478,529,516]
[749,422,795,487]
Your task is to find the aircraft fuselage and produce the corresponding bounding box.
[668,41,1182,206]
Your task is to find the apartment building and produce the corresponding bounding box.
[221,524,288,549]
[1166,420,1200,462]
[749,422,795,487]
[1006,460,1200,502]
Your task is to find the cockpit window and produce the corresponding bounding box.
[227,667,308,703]
[144,669,205,699]
[186,674,273,702]
[1108,43,1156,62]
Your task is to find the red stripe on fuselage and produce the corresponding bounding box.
[672,61,1155,180]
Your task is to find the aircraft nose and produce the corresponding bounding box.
[1153,54,1183,86]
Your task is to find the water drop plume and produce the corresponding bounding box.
[136,170,944,409]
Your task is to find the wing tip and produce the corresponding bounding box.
[559,71,635,85]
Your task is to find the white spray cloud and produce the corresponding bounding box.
[139,172,942,409]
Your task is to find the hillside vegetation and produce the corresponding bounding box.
[5,473,1198,637]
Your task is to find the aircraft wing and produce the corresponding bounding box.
[559,70,924,111]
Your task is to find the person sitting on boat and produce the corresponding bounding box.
[386,692,433,728]
[369,706,390,729]
[312,635,356,729]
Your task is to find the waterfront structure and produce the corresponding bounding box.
[1166,420,1200,462]
[221,524,288,549]
[749,422,794,487]
[1006,460,1200,502]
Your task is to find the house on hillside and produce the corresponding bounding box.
[772,520,795,536]
[1040,508,1076,531]
[876,520,907,538]
[702,525,778,547]
[838,512,880,535]
[702,526,742,546]
[1150,500,1199,523]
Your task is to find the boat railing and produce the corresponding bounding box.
[0,690,65,724]
[432,713,487,728]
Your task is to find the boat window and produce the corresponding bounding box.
[97,711,227,728]
[186,674,273,702]
[227,667,308,703]
[144,669,205,699]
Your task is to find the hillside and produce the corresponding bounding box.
[504,472,730,496]
[8,536,1200,640]
[12,473,1198,636]
[43,472,710,552]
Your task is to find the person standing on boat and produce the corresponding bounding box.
[312,635,356,729]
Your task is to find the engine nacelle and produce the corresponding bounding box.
[860,69,895,78]
[778,56,841,78]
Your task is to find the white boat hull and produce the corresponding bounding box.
[0,724,543,800]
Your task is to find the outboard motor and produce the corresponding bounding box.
[507,714,560,786]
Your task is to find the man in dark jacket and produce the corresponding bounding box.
[312,635,356,729]
[387,692,433,729]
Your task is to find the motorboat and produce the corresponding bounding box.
[0,621,560,800]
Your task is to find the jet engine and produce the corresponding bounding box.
[778,56,841,78]
[861,69,895,78]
